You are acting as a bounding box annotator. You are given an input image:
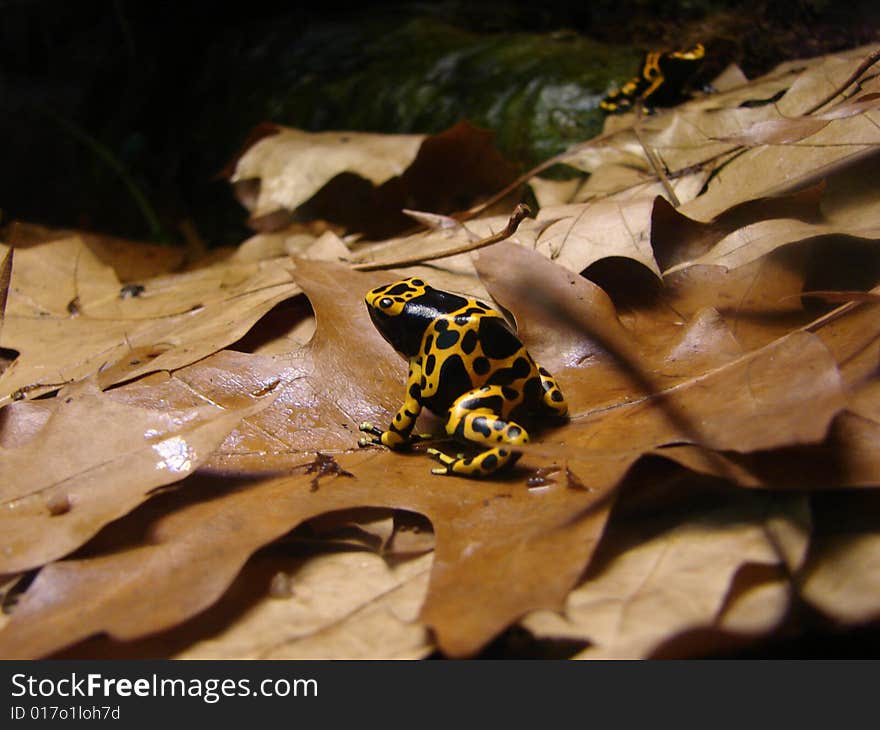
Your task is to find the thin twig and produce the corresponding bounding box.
[458,120,637,221]
[352,204,531,271]
[804,47,880,115]
[633,101,680,207]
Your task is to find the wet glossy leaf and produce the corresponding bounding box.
[0,379,279,573]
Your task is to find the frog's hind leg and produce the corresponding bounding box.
[428,386,529,477]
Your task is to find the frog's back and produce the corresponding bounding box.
[419,306,544,420]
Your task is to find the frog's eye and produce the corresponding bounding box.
[379,297,394,309]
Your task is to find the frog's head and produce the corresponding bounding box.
[364,278,467,358]
[364,278,432,357]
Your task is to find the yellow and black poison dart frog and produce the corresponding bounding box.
[358,278,568,477]
[600,43,705,113]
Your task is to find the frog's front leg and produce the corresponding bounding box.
[428,385,529,477]
[358,359,426,449]
[538,366,568,417]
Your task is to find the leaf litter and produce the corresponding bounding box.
[1,43,880,659]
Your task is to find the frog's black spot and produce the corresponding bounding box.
[522,376,544,405]
[386,282,414,296]
[478,317,522,360]
[461,394,503,414]
[424,353,436,376]
[436,329,460,350]
[393,296,406,303]
[460,330,478,355]
[499,449,509,456]
[410,383,421,399]
[513,357,531,377]
[502,386,518,400]
[395,413,402,422]
[473,356,490,375]
[411,279,425,287]
[425,355,471,413]
[551,389,564,402]
[471,416,491,437]
[434,319,449,332]
[481,453,499,471]
[539,367,550,376]
[487,357,532,388]
[493,420,505,431]
[423,334,433,353]
[420,376,427,389]
[507,425,522,440]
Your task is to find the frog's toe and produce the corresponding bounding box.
[427,447,456,473]
[358,422,384,437]
[426,447,451,462]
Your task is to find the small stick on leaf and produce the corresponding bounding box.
[353,204,531,271]
[634,101,680,207]
[804,47,880,115]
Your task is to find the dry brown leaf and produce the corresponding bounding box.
[0,244,844,659]
[717,92,880,146]
[0,247,11,348]
[0,456,608,659]
[522,489,810,659]
[232,121,517,237]
[535,198,662,275]
[0,399,52,448]
[0,248,859,659]
[523,168,710,277]
[233,128,426,218]
[0,378,279,573]
[0,237,298,404]
[710,63,749,92]
[300,508,396,553]
[555,44,875,220]
[664,218,880,275]
[348,209,553,280]
[594,45,880,222]
[176,551,433,659]
[651,184,824,271]
[54,548,433,660]
[477,243,846,454]
[3,221,185,282]
[529,177,584,208]
[681,100,880,220]
[802,492,880,624]
[638,293,880,491]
